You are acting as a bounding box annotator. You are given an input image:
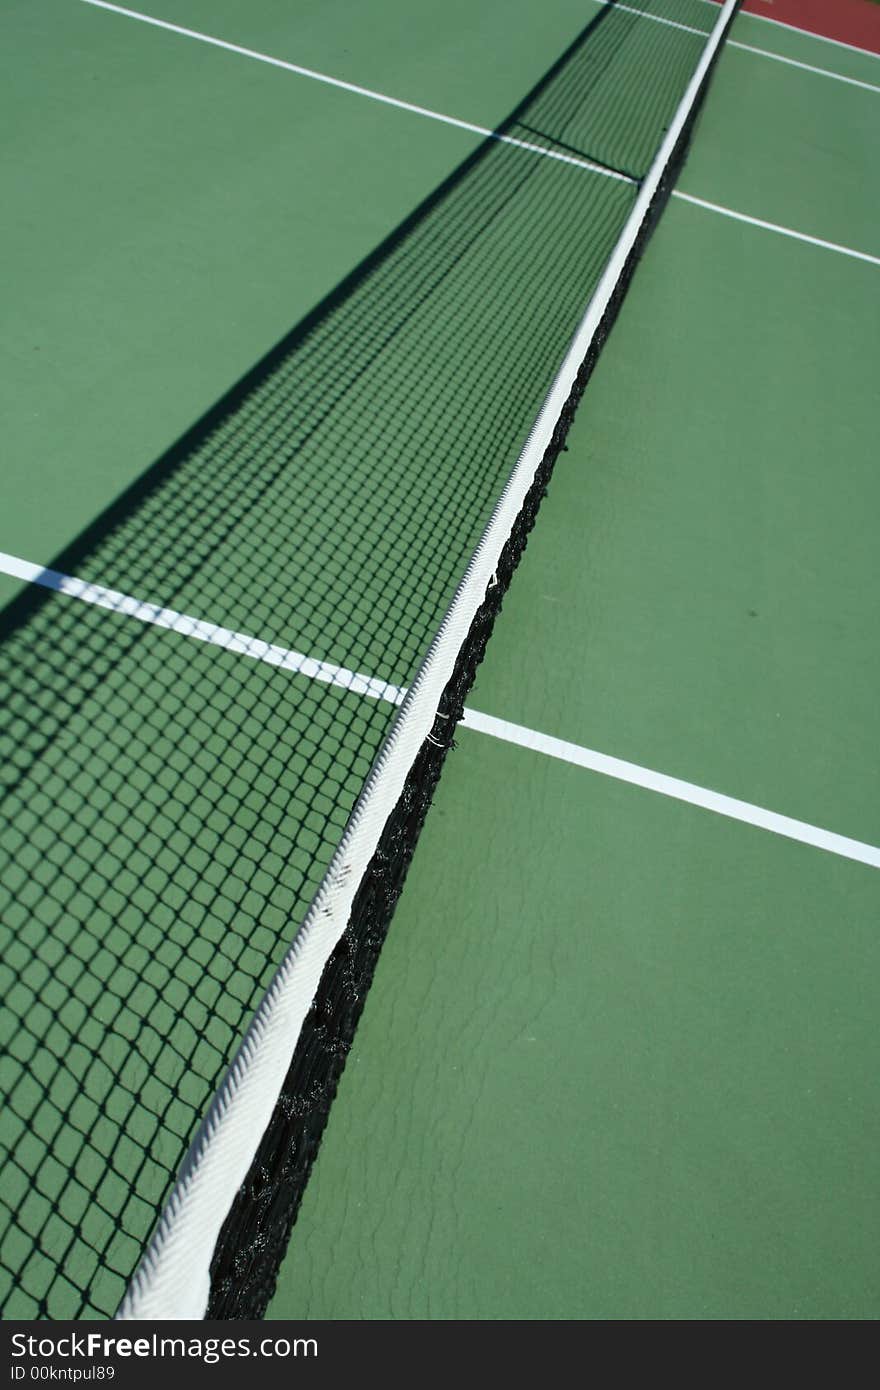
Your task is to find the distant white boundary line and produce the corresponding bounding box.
[584,0,880,90]
[76,0,880,266]
[611,1,709,39]
[3,551,877,871]
[729,39,880,92]
[673,190,880,266]
[75,0,633,185]
[695,0,880,61]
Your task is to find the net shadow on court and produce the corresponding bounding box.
[0,0,727,1319]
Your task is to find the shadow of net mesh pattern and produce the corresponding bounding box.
[0,0,731,1319]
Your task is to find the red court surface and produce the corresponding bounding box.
[712,0,880,51]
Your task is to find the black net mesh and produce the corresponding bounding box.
[0,0,735,1320]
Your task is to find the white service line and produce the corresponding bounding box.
[695,0,880,61]
[672,190,880,266]
[462,709,880,871]
[76,0,633,185]
[0,552,406,707]
[3,550,878,871]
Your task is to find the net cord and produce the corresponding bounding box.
[117,0,739,1321]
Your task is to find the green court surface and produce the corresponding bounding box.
[1,0,646,570]
[466,199,880,841]
[2,0,878,1322]
[269,735,879,1320]
[678,40,880,252]
[268,6,880,1319]
[1,0,481,566]
[724,10,880,84]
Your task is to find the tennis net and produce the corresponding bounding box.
[0,0,740,1320]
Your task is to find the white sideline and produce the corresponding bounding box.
[4,549,878,871]
[673,191,880,266]
[76,0,633,185]
[75,0,880,266]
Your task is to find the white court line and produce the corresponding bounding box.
[610,2,709,38]
[75,0,633,186]
[462,709,880,869]
[584,0,880,90]
[0,552,406,707]
[728,39,880,92]
[696,0,880,61]
[673,190,880,266]
[76,0,880,267]
[3,550,878,871]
